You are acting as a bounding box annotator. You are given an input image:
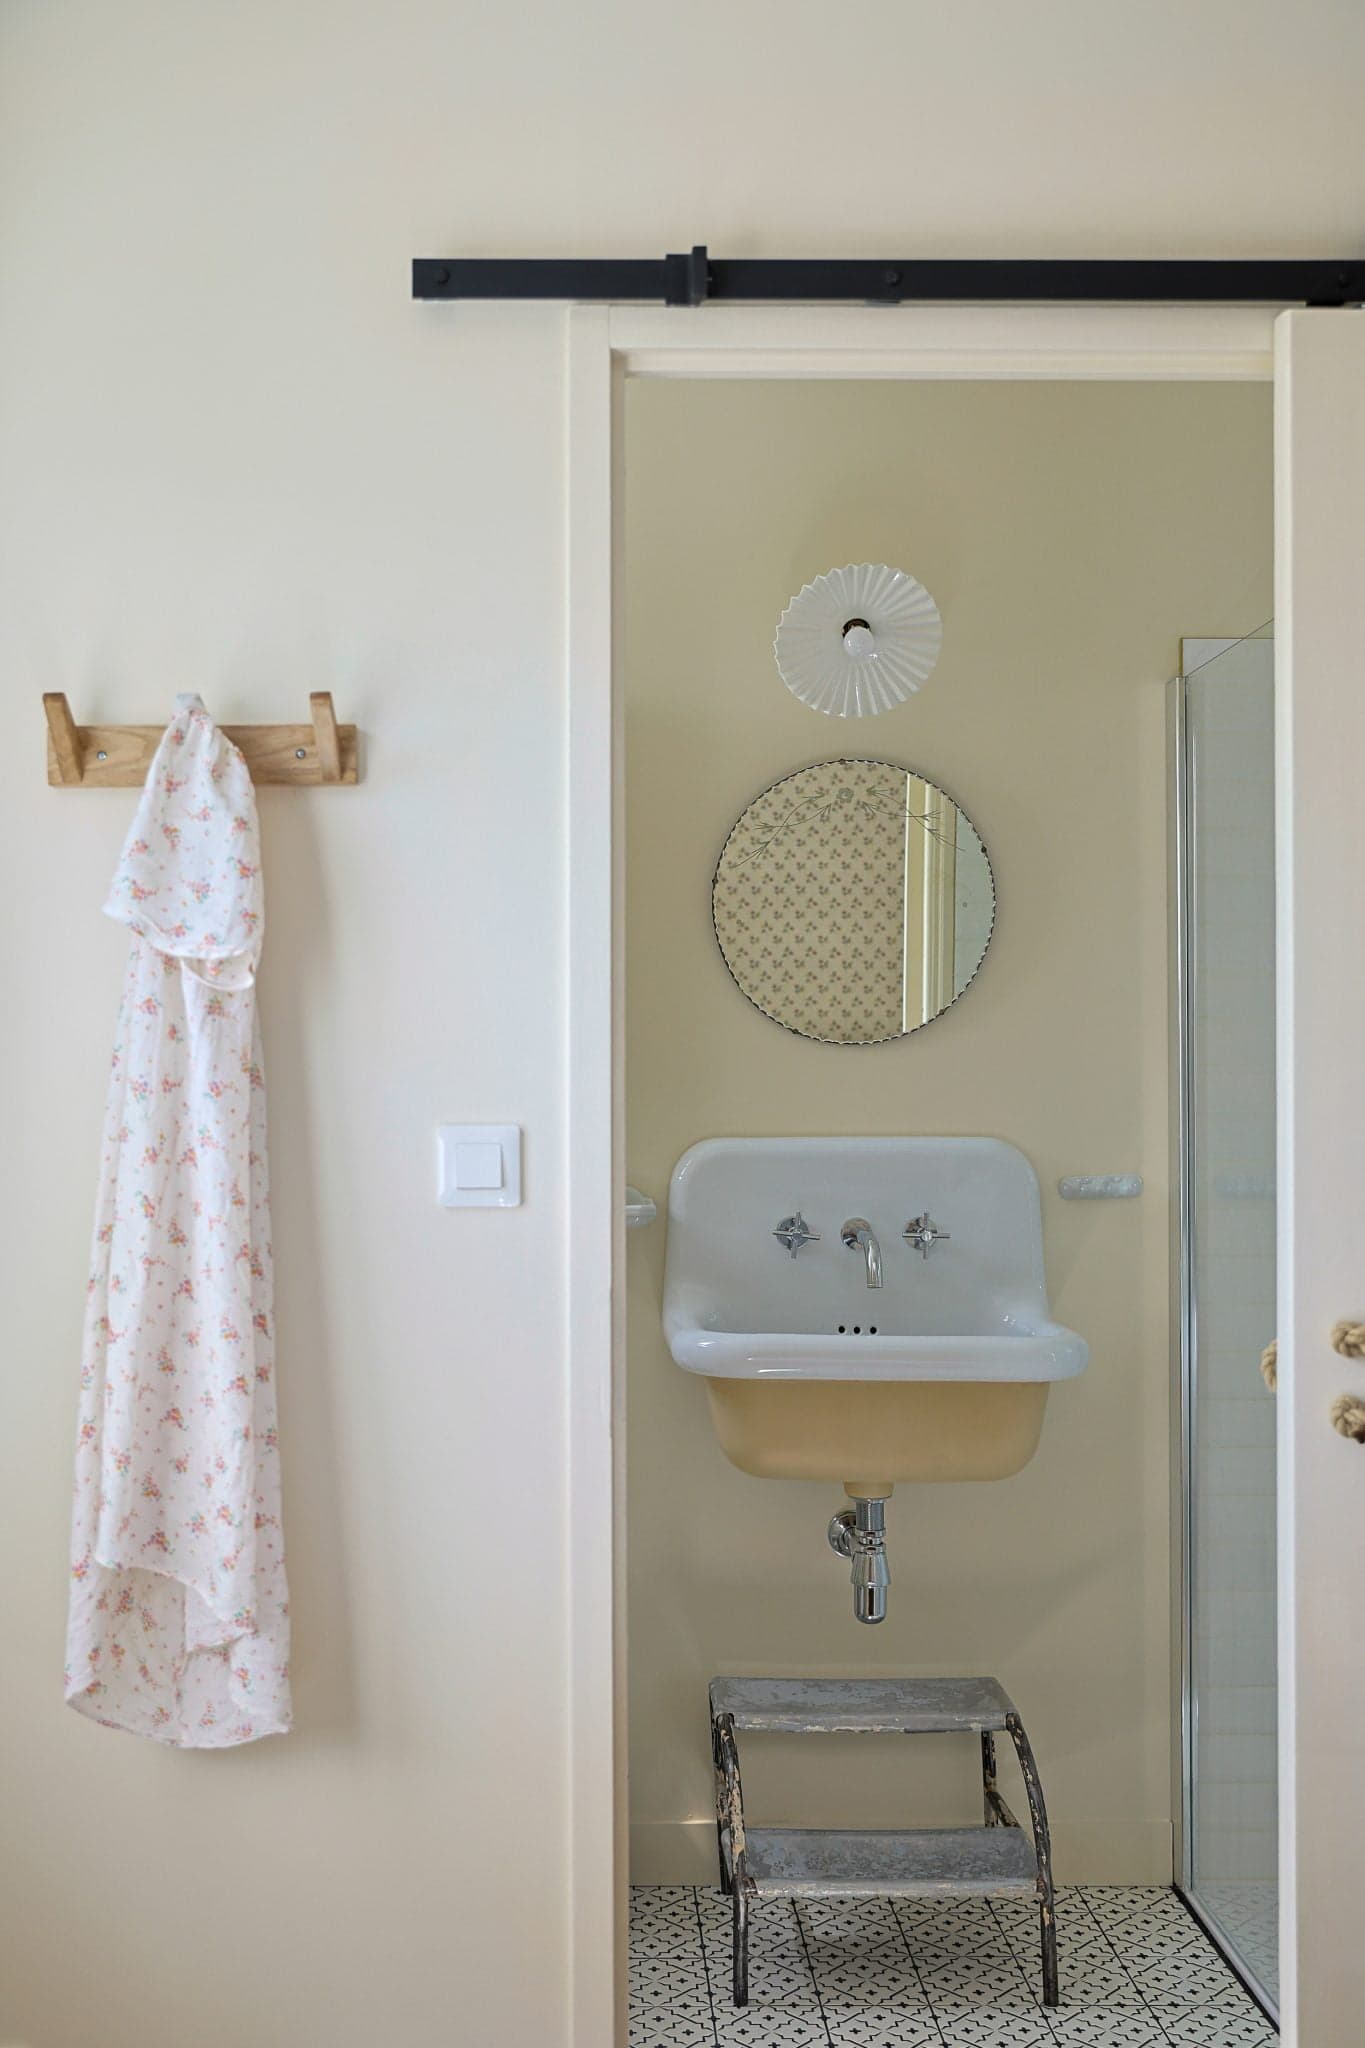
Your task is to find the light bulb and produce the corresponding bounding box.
[843,623,877,659]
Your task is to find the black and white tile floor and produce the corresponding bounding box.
[629,1886,1276,2047]
[1191,1884,1277,2011]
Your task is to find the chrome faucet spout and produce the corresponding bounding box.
[840,1218,883,1289]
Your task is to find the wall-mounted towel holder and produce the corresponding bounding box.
[42,692,359,787]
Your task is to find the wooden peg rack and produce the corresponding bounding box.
[43,692,358,787]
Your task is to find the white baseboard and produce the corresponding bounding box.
[629,1818,1175,1888]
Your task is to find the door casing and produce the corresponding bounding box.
[563,300,1337,2048]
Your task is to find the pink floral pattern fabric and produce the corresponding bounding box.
[65,694,291,1745]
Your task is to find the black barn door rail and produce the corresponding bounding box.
[412,247,1365,307]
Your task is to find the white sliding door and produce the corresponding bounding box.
[1275,307,1365,2047]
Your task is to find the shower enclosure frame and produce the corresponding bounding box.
[562,300,1363,2048]
[1173,653,1198,1917]
[1172,641,1278,2019]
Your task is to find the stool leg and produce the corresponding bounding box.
[981,1731,999,1825]
[711,1716,731,1894]
[713,1711,752,2005]
[1005,1711,1059,2009]
[1038,1889,1059,2008]
[732,1882,749,2006]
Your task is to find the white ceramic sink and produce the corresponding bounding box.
[662,1137,1087,1493]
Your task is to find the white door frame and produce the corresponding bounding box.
[563,299,1288,2048]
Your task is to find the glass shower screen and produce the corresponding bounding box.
[1177,627,1278,2012]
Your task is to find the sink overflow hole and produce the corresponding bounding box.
[837,1325,877,1335]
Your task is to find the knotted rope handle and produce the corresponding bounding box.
[1259,1327,1365,1438]
[1330,1393,1365,1443]
[1330,1323,1365,1438]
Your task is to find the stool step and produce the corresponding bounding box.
[742,1825,1038,1898]
[710,1675,1015,1735]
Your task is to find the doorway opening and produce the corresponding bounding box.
[611,369,1276,2041]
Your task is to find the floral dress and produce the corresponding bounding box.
[65,695,291,1745]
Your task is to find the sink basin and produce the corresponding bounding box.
[662,1137,1087,1494]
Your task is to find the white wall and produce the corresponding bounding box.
[1,5,1362,2045]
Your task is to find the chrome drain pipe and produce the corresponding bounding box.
[827,1496,891,1624]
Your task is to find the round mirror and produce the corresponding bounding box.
[712,758,995,1045]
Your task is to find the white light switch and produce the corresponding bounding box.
[455,1142,502,1190]
[437,1124,521,1208]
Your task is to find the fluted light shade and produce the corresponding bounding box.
[774,564,943,718]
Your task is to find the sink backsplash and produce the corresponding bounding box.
[665,1136,1051,1338]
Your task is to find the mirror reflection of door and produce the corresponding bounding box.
[712,757,994,1044]
[919,777,959,1021]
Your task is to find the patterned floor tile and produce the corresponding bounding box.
[989,1889,1093,1949]
[994,1883,1086,1914]
[733,1961,823,2010]
[1000,1927,1135,2011]
[711,1905,807,1954]
[712,2012,831,2047]
[1081,1887,1191,1934]
[633,1912,712,1962]
[1103,1904,1195,1949]
[799,1910,910,1958]
[628,1885,1279,2048]
[824,2010,940,2047]
[803,1928,918,1972]
[1109,1916,1221,1962]
[631,1921,692,1952]
[630,2003,719,2048]
[634,1886,705,1912]
[702,1938,821,2012]
[633,1888,706,1929]
[799,1896,904,1946]
[801,1937,915,1976]
[1046,1979,1146,2020]
[911,1953,1037,2013]
[894,1898,998,1951]
[1193,1881,1278,2006]
[904,1927,1011,1969]
[804,1938,926,2010]
[1153,2006,1277,2047]
[721,1931,815,1964]
[1117,1950,1238,2005]
[1045,2012,1167,2047]
[810,1962,927,2015]
[632,1954,718,2007]
[932,2005,1054,2046]
[906,1911,1037,2014]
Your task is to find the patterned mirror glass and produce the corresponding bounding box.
[712,758,995,1045]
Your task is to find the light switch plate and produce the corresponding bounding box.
[437,1124,522,1208]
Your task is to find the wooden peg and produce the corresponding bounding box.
[310,692,341,784]
[43,693,83,785]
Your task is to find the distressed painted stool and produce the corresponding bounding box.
[709,1674,1058,2009]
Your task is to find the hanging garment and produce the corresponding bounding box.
[65,694,291,1745]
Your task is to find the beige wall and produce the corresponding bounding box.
[624,378,1271,1884]
[1,0,1359,2040]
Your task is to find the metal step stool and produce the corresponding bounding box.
[709,1675,1058,2009]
